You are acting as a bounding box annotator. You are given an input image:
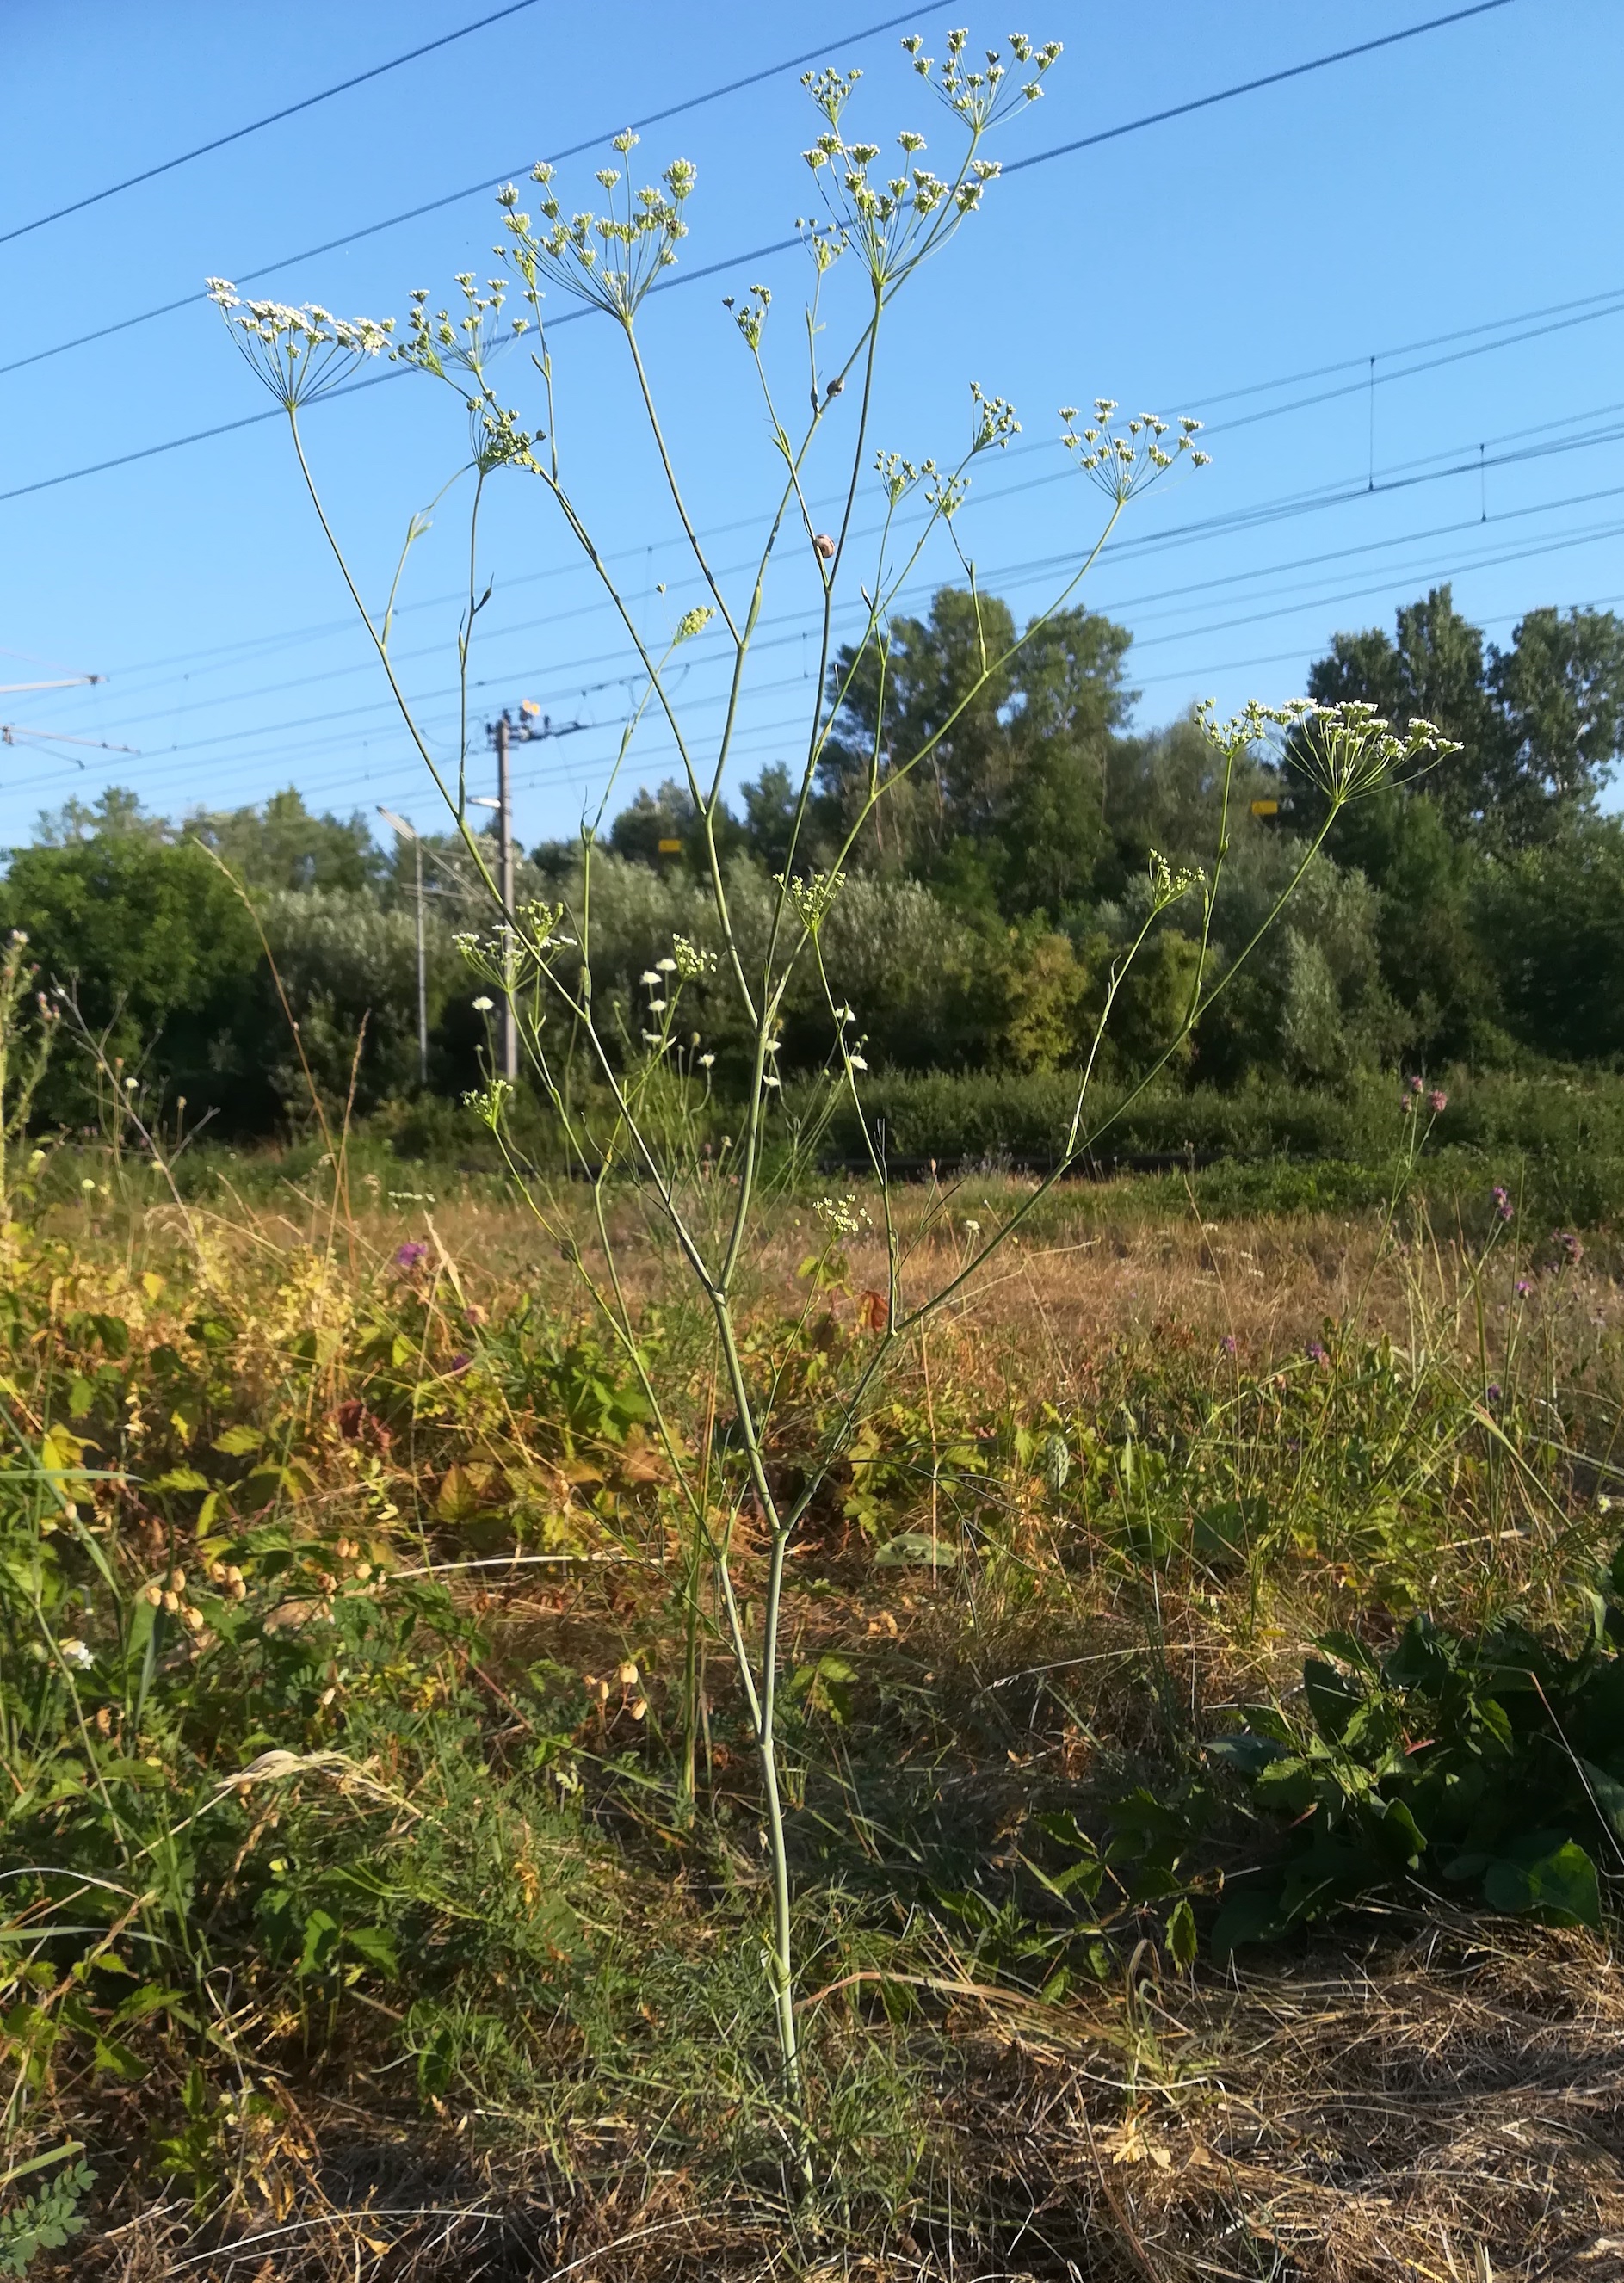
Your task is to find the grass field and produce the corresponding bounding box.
[2,1133,1622,2280]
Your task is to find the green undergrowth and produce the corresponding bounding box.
[0,1150,1618,2262]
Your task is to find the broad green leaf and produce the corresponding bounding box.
[1166,1897,1198,1971]
[1483,1839,1601,1928]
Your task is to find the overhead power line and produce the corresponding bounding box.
[1000,0,1516,177]
[70,297,1624,709]
[0,0,550,250]
[61,447,1624,804]
[0,0,1521,506]
[0,8,923,380]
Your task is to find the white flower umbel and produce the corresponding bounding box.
[206,281,393,410]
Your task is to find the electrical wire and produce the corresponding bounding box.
[53,451,1624,811]
[0,0,1524,503]
[0,0,550,249]
[0,8,923,379]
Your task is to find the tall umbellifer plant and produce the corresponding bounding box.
[209,32,1451,2126]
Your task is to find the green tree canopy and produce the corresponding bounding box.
[1306,584,1624,846]
[819,589,1134,917]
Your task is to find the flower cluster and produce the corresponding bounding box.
[495,133,695,324]
[1146,848,1206,910]
[464,1077,514,1130]
[902,28,1063,130]
[798,33,1056,290]
[671,934,716,981]
[205,281,393,410]
[970,379,1021,454]
[780,868,842,935]
[398,270,517,377]
[1291,701,1461,808]
[814,1193,869,1238]
[1195,696,1314,766]
[874,448,938,508]
[725,281,771,351]
[1062,400,1208,506]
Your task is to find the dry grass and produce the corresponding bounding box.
[14,1176,1623,2283]
[59,1919,1624,2280]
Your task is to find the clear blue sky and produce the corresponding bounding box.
[1,0,1620,853]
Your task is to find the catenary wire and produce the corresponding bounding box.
[0,0,550,250]
[32,319,1624,725]
[0,8,923,379]
[0,0,1523,502]
[52,454,1624,810]
[71,383,1624,754]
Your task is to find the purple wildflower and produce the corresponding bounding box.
[1428,1089,1448,1114]
[394,1240,429,1271]
[1492,1185,1513,1222]
[1407,1075,1424,1094]
[1306,1340,1329,1368]
[1486,1382,1503,1406]
[446,1353,472,1376]
[1557,1231,1584,1266]
[1220,1335,1237,1357]
[1516,1279,1532,1299]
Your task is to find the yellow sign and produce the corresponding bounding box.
[658,837,683,854]
[1250,799,1280,818]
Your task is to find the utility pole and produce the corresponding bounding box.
[484,701,588,1087]
[378,807,429,1088]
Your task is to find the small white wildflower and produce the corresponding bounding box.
[58,1637,93,1669]
[656,956,677,973]
[762,1072,781,1089]
[472,995,494,1012]
[640,969,661,986]
[964,1219,981,1237]
[672,934,716,981]
[814,1194,868,1238]
[699,1052,716,1069]
[848,1052,868,1071]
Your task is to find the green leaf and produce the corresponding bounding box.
[343,1924,399,1979]
[1166,1897,1198,1971]
[298,1910,341,1977]
[151,1465,210,1495]
[1210,1885,1287,1957]
[1033,1809,1096,1853]
[1578,1756,1624,1847]
[1303,1657,1364,1744]
[872,1532,959,1568]
[212,1424,262,1457]
[1483,1839,1602,1928]
[788,1655,855,1724]
[1206,1729,1288,1780]
[91,2033,146,2082]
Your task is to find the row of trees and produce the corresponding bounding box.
[5,582,1622,1132]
